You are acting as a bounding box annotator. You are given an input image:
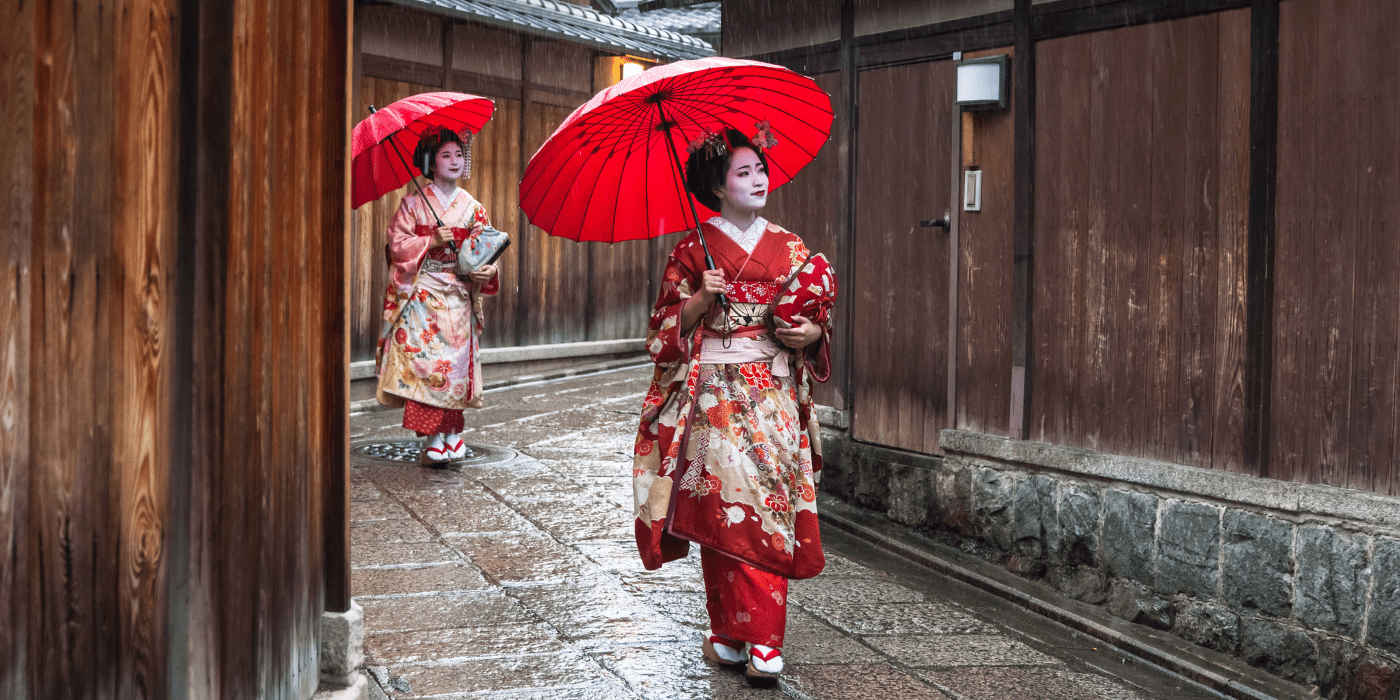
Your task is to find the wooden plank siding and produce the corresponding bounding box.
[0,0,34,696]
[1029,11,1251,469]
[957,48,1017,438]
[850,61,956,454]
[1273,0,1400,496]
[5,0,350,697]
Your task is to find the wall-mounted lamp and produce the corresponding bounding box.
[621,61,646,81]
[955,54,1010,111]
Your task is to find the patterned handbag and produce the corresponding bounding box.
[454,225,511,276]
[768,252,837,332]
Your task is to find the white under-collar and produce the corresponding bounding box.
[708,216,768,254]
[429,182,460,208]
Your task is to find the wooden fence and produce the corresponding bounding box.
[735,0,1400,498]
[3,0,351,696]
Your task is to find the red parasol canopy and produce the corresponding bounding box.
[519,58,834,243]
[351,92,495,209]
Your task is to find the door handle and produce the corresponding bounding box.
[920,213,951,232]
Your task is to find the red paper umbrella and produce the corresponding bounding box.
[351,91,495,210]
[519,57,834,244]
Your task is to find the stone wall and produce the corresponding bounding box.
[817,426,1400,700]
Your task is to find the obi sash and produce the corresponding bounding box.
[697,328,792,377]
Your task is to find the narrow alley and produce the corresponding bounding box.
[348,367,1225,699]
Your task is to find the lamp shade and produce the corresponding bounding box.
[955,54,1009,110]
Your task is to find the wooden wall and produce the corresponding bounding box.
[1030,10,1251,471]
[3,0,351,697]
[354,13,662,359]
[1271,0,1400,495]
[955,48,1017,438]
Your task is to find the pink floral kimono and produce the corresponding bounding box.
[375,184,499,432]
[634,217,837,647]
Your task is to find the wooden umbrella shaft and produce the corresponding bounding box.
[368,105,452,248]
[655,100,729,311]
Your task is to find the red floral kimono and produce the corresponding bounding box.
[375,184,499,433]
[634,219,836,647]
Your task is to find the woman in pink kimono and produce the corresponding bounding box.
[375,128,500,464]
[633,127,837,683]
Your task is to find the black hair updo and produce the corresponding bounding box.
[684,128,768,212]
[413,128,469,179]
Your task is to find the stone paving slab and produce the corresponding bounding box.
[349,367,1223,699]
[360,592,536,634]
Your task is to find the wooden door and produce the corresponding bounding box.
[851,60,956,453]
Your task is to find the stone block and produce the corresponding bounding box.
[1103,490,1157,585]
[1222,511,1294,618]
[935,462,973,535]
[818,441,856,500]
[321,602,365,683]
[1106,581,1172,631]
[1341,655,1400,700]
[887,463,935,529]
[1295,525,1369,639]
[1057,485,1101,567]
[972,468,1014,552]
[1171,601,1240,655]
[1054,566,1106,605]
[1366,537,1400,656]
[1156,500,1220,598]
[850,451,891,512]
[1240,617,1318,687]
[1013,475,1058,560]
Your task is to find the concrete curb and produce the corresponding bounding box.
[349,358,652,415]
[815,494,1321,700]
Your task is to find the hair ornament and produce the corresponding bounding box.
[752,121,779,151]
[686,130,729,158]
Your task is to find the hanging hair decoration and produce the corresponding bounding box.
[686,130,729,159]
[752,120,779,152]
[464,138,473,180]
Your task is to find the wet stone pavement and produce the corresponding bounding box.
[349,367,1220,700]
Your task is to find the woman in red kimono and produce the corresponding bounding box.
[375,128,500,464]
[632,127,837,683]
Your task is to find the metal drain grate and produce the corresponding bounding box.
[350,440,515,467]
[352,440,476,463]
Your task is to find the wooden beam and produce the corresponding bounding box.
[838,0,857,413]
[360,53,593,107]
[1033,0,1251,40]
[515,36,533,347]
[441,19,454,90]
[1009,0,1035,439]
[1244,0,1279,476]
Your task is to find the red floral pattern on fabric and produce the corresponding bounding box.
[701,546,788,647]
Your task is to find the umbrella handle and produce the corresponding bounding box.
[371,104,453,248]
[654,100,728,312]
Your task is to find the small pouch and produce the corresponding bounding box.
[766,252,835,333]
[454,225,511,277]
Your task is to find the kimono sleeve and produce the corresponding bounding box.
[386,195,431,295]
[646,243,703,367]
[465,203,501,296]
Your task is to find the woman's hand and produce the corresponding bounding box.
[432,226,454,247]
[468,263,497,283]
[776,315,822,349]
[692,269,727,303]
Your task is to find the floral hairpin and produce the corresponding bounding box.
[686,130,729,158]
[752,121,779,151]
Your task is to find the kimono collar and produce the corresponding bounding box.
[428,182,461,211]
[707,216,769,254]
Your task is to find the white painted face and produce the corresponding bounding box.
[715,147,768,214]
[434,141,465,181]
